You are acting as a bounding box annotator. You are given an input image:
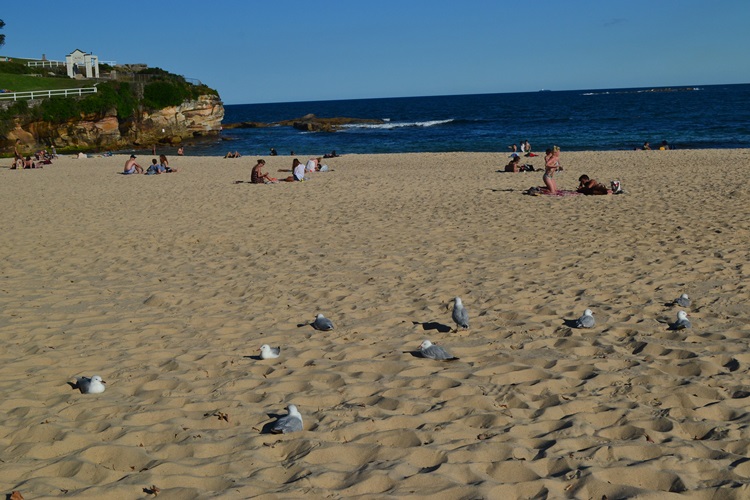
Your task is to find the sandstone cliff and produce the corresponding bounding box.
[6,95,224,152]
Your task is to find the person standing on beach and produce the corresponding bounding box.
[543,146,561,194]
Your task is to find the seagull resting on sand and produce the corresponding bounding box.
[312,313,334,331]
[259,344,281,359]
[672,293,691,308]
[418,340,459,361]
[670,310,691,330]
[74,375,106,394]
[271,404,304,434]
[575,309,595,328]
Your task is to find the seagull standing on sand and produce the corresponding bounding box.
[452,297,469,331]
[75,375,106,394]
[575,309,596,328]
[672,293,691,308]
[312,313,334,331]
[418,340,459,361]
[259,344,281,359]
[271,404,304,434]
[670,310,691,330]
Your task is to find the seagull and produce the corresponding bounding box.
[74,375,106,394]
[418,340,459,361]
[451,297,469,331]
[671,293,691,308]
[669,310,691,330]
[259,344,281,359]
[271,404,304,434]
[312,313,334,331]
[575,309,595,328]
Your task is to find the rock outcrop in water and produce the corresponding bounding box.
[223,114,384,132]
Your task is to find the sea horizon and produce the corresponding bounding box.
[170,83,750,157]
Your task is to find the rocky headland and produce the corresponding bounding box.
[4,94,224,152]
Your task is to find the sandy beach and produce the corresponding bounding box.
[2,148,750,499]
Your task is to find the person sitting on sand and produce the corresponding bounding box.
[270,148,278,156]
[251,159,277,184]
[505,156,523,172]
[24,156,37,169]
[123,155,143,174]
[283,159,307,182]
[323,150,339,158]
[577,175,611,195]
[642,141,651,150]
[224,151,241,158]
[146,158,161,175]
[159,154,178,173]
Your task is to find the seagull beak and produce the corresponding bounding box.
[101,380,107,384]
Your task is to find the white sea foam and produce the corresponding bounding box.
[341,119,454,130]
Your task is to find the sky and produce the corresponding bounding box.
[1,0,748,105]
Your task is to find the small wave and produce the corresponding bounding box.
[341,119,454,130]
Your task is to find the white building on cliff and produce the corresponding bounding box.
[66,49,99,79]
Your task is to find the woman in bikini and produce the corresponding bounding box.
[543,146,561,194]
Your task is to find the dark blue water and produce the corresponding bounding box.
[187,84,750,156]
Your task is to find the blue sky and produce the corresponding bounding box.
[1,0,748,105]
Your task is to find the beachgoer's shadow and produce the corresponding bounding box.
[412,321,452,333]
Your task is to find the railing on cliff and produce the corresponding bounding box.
[26,60,66,68]
[0,87,98,101]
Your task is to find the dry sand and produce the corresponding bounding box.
[2,149,750,499]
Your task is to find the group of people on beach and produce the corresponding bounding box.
[10,139,56,170]
[507,144,622,196]
[123,154,178,175]
[640,140,670,151]
[248,156,331,184]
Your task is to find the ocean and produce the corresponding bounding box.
[184,83,750,157]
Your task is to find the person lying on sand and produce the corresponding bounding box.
[224,151,241,158]
[577,175,611,195]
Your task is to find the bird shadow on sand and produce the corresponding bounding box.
[562,319,580,328]
[403,350,425,358]
[260,415,285,434]
[243,354,263,361]
[412,321,452,333]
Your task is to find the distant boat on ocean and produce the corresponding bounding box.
[539,89,552,92]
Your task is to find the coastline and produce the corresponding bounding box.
[2,149,750,497]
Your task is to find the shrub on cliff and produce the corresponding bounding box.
[32,81,137,122]
[143,80,191,109]
[0,100,28,135]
